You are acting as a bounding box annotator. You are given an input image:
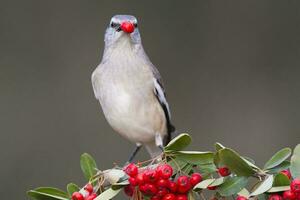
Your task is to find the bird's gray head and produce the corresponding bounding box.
[104,15,141,48]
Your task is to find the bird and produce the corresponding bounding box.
[91,15,175,161]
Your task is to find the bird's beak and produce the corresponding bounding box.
[120,22,135,34]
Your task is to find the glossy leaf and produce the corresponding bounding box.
[66,183,80,196]
[238,188,250,198]
[111,180,129,190]
[219,148,256,177]
[273,173,290,186]
[210,177,225,187]
[27,187,69,200]
[80,153,98,181]
[242,157,260,170]
[268,186,290,193]
[266,161,290,174]
[215,142,225,151]
[174,151,214,165]
[217,176,248,197]
[290,144,300,179]
[95,188,121,200]
[250,175,274,196]
[198,163,217,174]
[164,133,191,151]
[193,179,215,191]
[264,148,292,170]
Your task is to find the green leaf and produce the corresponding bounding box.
[80,153,98,181]
[242,157,261,170]
[167,158,188,174]
[210,177,225,187]
[266,161,290,174]
[238,188,250,198]
[193,179,215,191]
[250,175,274,196]
[291,144,300,179]
[111,180,129,190]
[217,176,248,197]
[67,183,80,196]
[219,148,256,177]
[215,142,225,151]
[268,186,290,193]
[198,163,217,175]
[164,133,191,151]
[95,188,121,200]
[27,187,69,200]
[264,148,292,170]
[174,151,214,165]
[273,173,290,186]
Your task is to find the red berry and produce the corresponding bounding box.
[268,194,283,200]
[124,185,134,197]
[218,166,231,177]
[71,192,84,200]
[157,178,170,188]
[129,177,139,186]
[151,195,161,200]
[281,170,292,179]
[86,193,97,200]
[189,173,202,186]
[157,164,173,179]
[283,190,296,200]
[207,186,217,190]
[120,22,135,34]
[124,163,138,177]
[142,183,158,196]
[163,193,176,200]
[136,173,145,185]
[157,188,168,198]
[144,169,159,183]
[176,194,188,200]
[168,181,177,193]
[236,196,248,200]
[177,176,191,193]
[291,179,300,193]
[84,184,93,194]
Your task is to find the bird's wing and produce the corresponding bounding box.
[151,65,175,144]
[91,67,101,100]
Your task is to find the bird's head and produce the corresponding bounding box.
[104,15,141,48]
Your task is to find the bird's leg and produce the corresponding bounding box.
[127,143,142,163]
[155,133,164,152]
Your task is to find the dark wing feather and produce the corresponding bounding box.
[152,66,175,145]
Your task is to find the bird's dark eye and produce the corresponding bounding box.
[110,22,118,28]
[133,23,138,28]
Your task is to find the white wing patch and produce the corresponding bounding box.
[153,78,171,119]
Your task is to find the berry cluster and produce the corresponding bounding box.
[72,184,97,200]
[267,170,300,200]
[123,163,203,200]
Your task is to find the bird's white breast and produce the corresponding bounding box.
[92,44,166,143]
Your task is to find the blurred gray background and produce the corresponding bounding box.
[1,0,300,199]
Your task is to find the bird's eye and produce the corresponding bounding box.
[110,22,117,28]
[133,23,138,28]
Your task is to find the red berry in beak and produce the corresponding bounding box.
[120,22,135,33]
